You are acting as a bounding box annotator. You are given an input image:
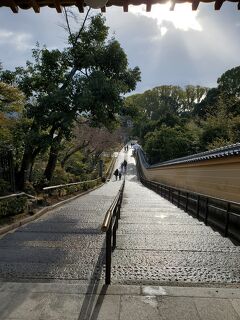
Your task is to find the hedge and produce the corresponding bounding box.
[0,196,28,218]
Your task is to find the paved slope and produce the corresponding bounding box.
[0,163,124,281]
[111,150,240,285]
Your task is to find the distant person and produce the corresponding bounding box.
[113,168,119,180]
[132,143,141,150]
[118,168,122,180]
[123,159,127,173]
[132,143,141,156]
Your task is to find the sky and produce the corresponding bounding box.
[0,2,239,93]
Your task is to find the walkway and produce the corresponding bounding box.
[111,150,240,284]
[0,152,124,282]
[0,147,240,320]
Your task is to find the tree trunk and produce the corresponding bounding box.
[44,145,60,182]
[44,134,63,182]
[17,149,34,190]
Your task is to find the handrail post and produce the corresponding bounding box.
[196,195,200,218]
[204,197,209,225]
[185,192,189,212]
[102,179,125,285]
[137,171,240,244]
[105,221,112,285]
[116,204,119,229]
[112,217,117,251]
[177,190,180,208]
[224,202,230,237]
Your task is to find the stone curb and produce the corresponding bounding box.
[1,282,240,299]
[0,182,104,236]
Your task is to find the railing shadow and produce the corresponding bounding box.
[77,246,107,320]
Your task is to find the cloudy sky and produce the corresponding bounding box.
[0,2,239,93]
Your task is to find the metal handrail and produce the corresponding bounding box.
[43,178,101,192]
[101,194,119,232]
[144,179,240,207]
[43,151,118,193]
[0,192,37,201]
[101,178,125,284]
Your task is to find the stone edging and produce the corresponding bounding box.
[0,182,104,236]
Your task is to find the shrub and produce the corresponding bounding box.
[0,179,11,196]
[0,196,28,218]
[24,182,36,196]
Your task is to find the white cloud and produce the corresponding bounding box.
[0,4,239,92]
[0,29,32,51]
[0,30,13,38]
[129,3,202,32]
[160,26,168,36]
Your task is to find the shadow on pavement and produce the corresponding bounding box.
[77,242,107,320]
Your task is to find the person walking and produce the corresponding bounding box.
[113,168,119,180]
[120,162,124,172]
[123,159,127,173]
[118,168,122,180]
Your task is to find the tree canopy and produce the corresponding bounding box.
[126,66,240,164]
[0,14,140,190]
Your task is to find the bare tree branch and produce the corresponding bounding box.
[73,7,91,47]
[60,7,91,91]
[63,7,74,46]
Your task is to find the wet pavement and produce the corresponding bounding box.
[0,148,239,285]
[110,150,240,286]
[0,148,240,319]
[0,152,125,282]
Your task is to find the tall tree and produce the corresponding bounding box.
[217,66,240,98]
[0,14,140,189]
[0,82,25,148]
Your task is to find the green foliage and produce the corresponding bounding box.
[50,166,76,185]
[127,65,240,163]
[45,178,100,199]
[0,82,24,113]
[200,101,240,150]
[126,85,208,145]
[193,88,220,118]
[144,125,198,164]
[23,182,36,196]
[0,196,27,218]
[0,14,141,189]
[0,179,11,195]
[217,66,240,97]
[0,82,25,149]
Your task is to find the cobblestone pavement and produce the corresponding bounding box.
[0,152,126,282]
[0,148,239,287]
[110,149,240,285]
[1,148,240,320]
